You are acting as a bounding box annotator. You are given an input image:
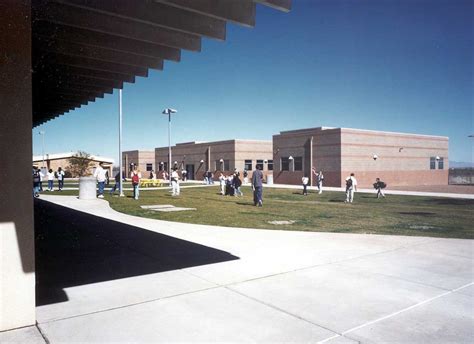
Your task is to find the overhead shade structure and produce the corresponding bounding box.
[31,0,292,127]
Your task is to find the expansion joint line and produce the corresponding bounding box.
[317,281,474,344]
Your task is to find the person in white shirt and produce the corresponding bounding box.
[47,169,55,191]
[93,162,108,198]
[345,173,358,203]
[171,168,180,196]
[38,168,45,191]
[302,175,309,196]
[56,167,65,191]
[219,173,226,195]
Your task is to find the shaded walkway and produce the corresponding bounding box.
[35,199,238,306]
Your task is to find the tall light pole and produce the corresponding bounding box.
[119,89,124,196]
[39,131,45,172]
[162,108,177,183]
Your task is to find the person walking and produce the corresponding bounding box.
[47,168,55,191]
[234,172,243,197]
[373,178,386,198]
[345,173,358,203]
[243,169,249,184]
[171,167,180,196]
[131,168,141,200]
[56,167,65,191]
[94,163,108,198]
[109,172,121,195]
[252,164,264,207]
[38,168,44,192]
[302,175,309,195]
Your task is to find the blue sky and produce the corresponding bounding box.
[33,0,473,163]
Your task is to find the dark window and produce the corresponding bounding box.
[294,157,303,171]
[438,157,444,170]
[224,160,230,171]
[268,160,273,171]
[244,160,252,171]
[146,163,153,171]
[281,157,290,171]
[430,157,436,170]
[257,159,264,170]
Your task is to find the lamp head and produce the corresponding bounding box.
[373,154,378,160]
[435,156,440,161]
[288,156,294,160]
[162,108,177,115]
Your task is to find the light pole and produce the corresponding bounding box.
[39,131,45,172]
[118,89,124,196]
[162,108,177,183]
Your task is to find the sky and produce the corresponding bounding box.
[32,0,473,164]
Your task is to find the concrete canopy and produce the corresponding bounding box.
[32,0,292,126]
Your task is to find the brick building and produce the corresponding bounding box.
[33,152,114,177]
[122,150,155,176]
[155,140,273,180]
[273,127,449,188]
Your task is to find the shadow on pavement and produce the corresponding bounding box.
[34,200,239,306]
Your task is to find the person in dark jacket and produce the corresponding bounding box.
[252,164,264,206]
[234,172,243,196]
[373,178,386,198]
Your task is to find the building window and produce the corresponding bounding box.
[430,157,436,170]
[281,157,290,171]
[215,160,230,171]
[268,159,273,171]
[438,157,444,170]
[244,159,252,171]
[294,157,303,171]
[146,163,153,171]
[256,159,264,170]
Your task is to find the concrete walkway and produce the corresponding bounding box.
[2,195,473,343]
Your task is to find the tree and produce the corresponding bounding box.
[67,151,94,177]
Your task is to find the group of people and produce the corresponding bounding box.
[32,166,65,197]
[300,169,386,203]
[218,170,243,197]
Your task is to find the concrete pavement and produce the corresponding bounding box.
[2,195,473,343]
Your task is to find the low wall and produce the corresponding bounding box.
[449,168,474,185]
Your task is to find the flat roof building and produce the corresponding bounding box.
[273,127,449,188]
[155,139,273,180]
[33,152,114,177]
[122,150,155,176]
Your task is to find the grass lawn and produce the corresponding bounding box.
[43,185,474,239]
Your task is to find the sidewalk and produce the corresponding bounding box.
[2,195,472,343]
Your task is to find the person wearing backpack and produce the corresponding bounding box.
[373,177,386,198]
[131,168,141,200]
[345,173,358,203]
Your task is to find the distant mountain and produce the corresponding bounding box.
[450,161,474,168]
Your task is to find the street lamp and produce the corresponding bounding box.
[39,131,45,172]
[162,108,177,183]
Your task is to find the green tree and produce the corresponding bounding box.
[67,151,93,177]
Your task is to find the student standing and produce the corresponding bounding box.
[234,172,243,197]
[47,168,55,191]
[33,168,41,198]
[219,173,226,195]
[56,167,65,191]
[252,164,264,207]
[131,168,141,200]
[302,175,309,195]
[345,173,358,203]
[171,167,180,196]
[94,163,108,198]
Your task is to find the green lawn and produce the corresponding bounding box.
[42,185,474,239]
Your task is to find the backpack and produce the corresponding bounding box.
[132,173,139,185]
[33,171,41,183]
[346,178,353,189]
[380,182,387,189]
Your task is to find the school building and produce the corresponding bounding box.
[122,150,155,176]
[33,152,114,177]
[154,140,273,180]
[273,127,449,188]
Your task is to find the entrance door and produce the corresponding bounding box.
[186,164,195,180]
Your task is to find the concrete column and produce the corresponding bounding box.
[0,0,36,331]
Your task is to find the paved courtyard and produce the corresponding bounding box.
[2,195,473,343]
